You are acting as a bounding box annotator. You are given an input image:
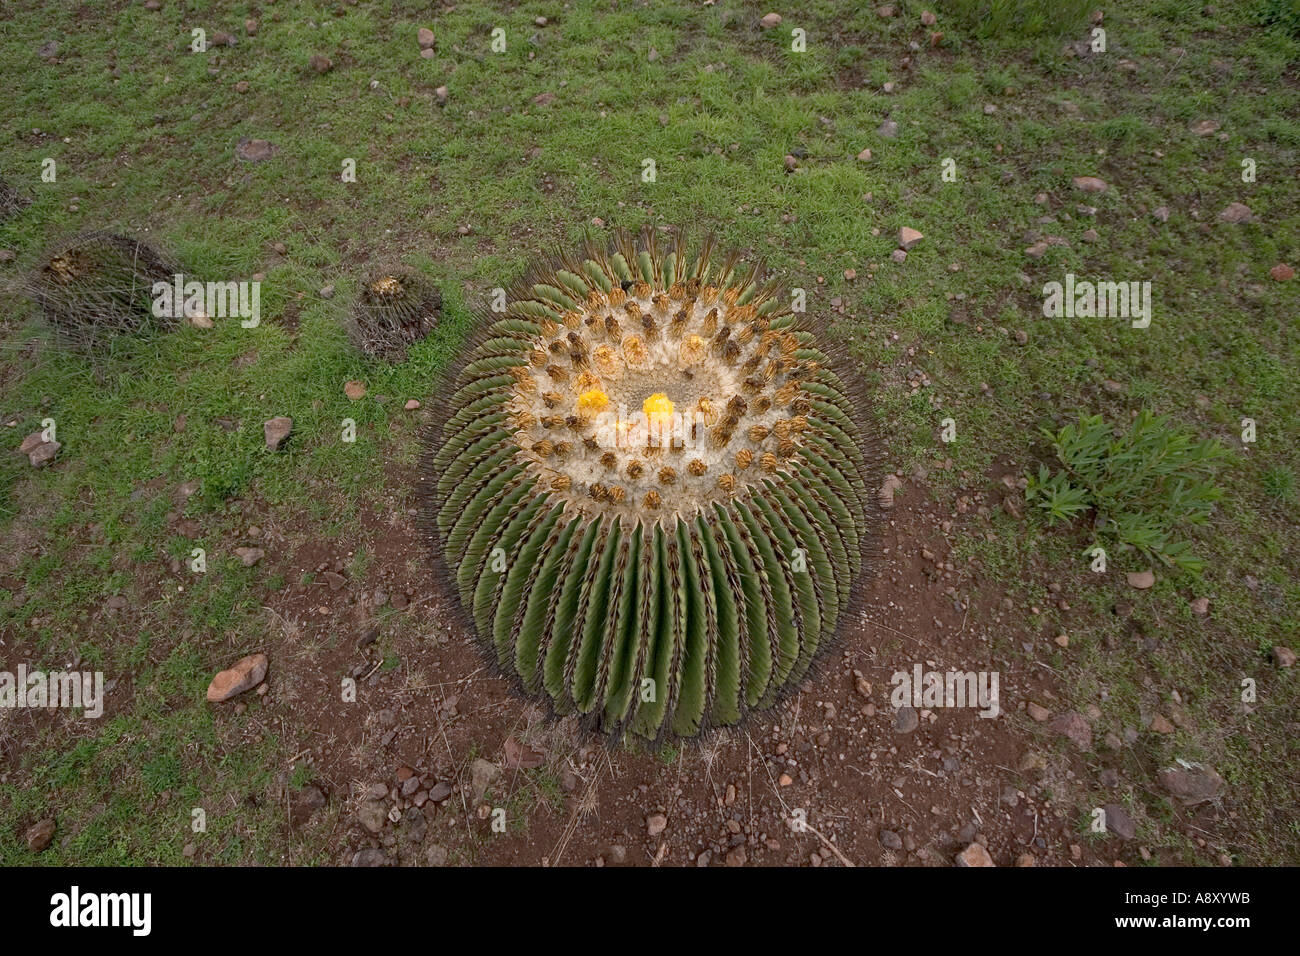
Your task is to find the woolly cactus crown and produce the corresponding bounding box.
[424,228,873,743]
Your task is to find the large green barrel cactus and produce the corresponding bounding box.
[422,228,873,743]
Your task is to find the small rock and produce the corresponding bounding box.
[404,399,421,410]
[470,758,499,800]
[25,819,55,852]
[344,380,366,400]
[1027,702,1051,722]
[417,27,435,49]
[877,119,899,139]
[206,653,268,702]
[1189,597,1209,615]
[357,801,387,834]
[350,847,388,866]
[725,846,748,867]
[1072,176,1108,193]
[893,706,919,734]
[1269,263,1294,282]
[878,475,903,509]
[856,148,872,161]
[1273,646,1296,668]
[234,80,250,94]
[309,54,333,73]
[245,19,258,36]
[234,547,264,567]
[236,138,276,162]
[503,737,546,769]
[955,843,994,867]
[890,249,907,264]
[759,13,783,29]
[1104,804,1136,840]
[1127,570,1155,590]
[426,844,449,866]
[1149,714,1176,734]
[435,86,449,105]
[1024,241,1050,259]
[1153,205,1170,222]
[879,829,903,850]
[921,10,937,26]
[898,226,923,250]
[1190,119,1220,136]
[264,416,293,450]
[647,813,667,837]
[319,284,334,299]
[1157,765,1224,804]
[17,432,60,467]
[428,781,453,802]
[1049,711,1092,750]
[1015,853,1035,867]
[1218,202,1252,224]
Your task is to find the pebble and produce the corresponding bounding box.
[25,819,55,852]
[264,416,293,450]
[206,653,268,702]
[955,843,994,867]
[1218,202,1252,224]
[234,547,264,567]
[1072,176,1108,193]
[1126,570,1155,589]
[893,706,919,733]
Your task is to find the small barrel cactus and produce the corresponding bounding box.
[0,175,30,221]
[27,231,178,350]
[348,265,442,362]
[423,228,873,743]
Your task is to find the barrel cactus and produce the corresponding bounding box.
[348,265,442,362]
[28,231,178,350]
[0,175,30,221]
[423,228,873,743]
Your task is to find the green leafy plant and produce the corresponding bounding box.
[1025,411,1227,572]
[425,228,874,743]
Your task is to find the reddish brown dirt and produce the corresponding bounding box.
[230,455,1119,868]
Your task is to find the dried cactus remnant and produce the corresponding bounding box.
[27,231,179,350]
[348,265,442,362]
[424,227,873,742]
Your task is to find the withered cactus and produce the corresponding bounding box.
[348,265,442,362]
[0,175,30,221]
[26,231,179,350]
[422,228,875,743]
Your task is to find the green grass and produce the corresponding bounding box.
[1,0,1297,864]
